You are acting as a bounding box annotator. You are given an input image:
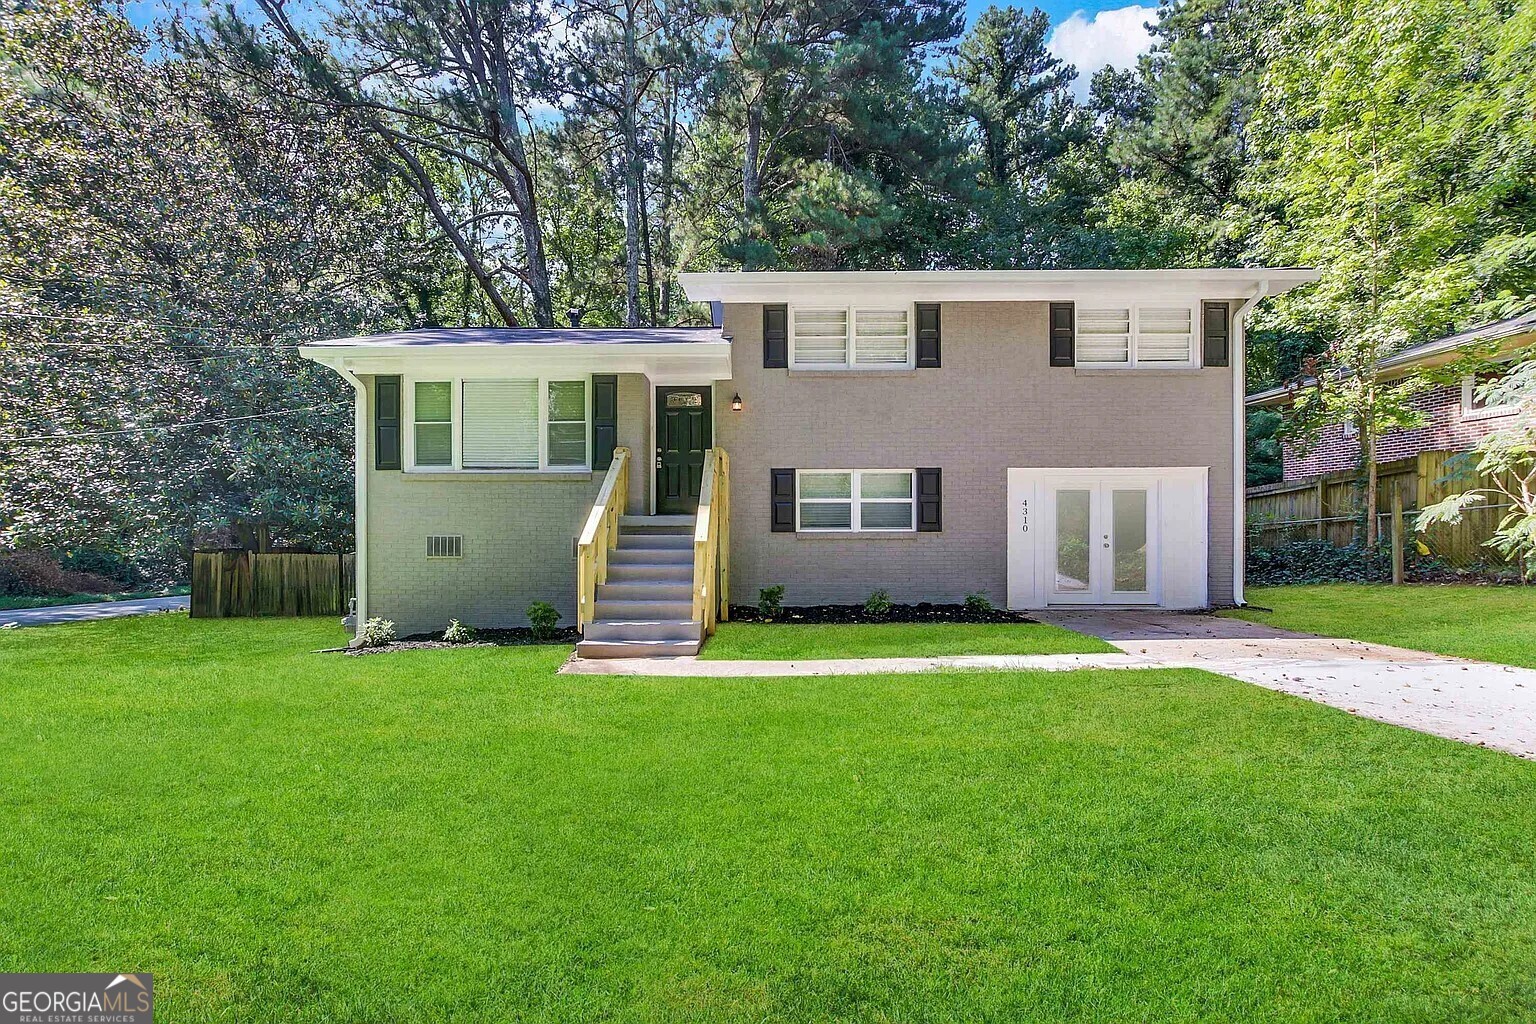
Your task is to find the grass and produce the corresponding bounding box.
[699,621,1116,660]
[1227,583,1536,668]
[3,616,1536,1022]
[0,585,188,611]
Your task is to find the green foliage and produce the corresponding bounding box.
[1246,540,1393,586]
[963,590,994,613]
[863,588,893,618]
[525,601,561,640]
[1245,409,1284,486]
[443,619,476,644]
[757,585,785,620]
[355,617,397,648]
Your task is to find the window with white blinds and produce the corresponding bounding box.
[797,470,916,532]
[462,379,539,469]
[1076,304,1196,367]
[791,306,913,368]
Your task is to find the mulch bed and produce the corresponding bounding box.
[727,603,1039,625]
[334,626,581,655]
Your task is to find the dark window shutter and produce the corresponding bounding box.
[1203,302,1231,368]
[763,304,788,368]
[1049,303,1075,367]
[770,469,796,532]
[374,374,402,471]
[591,374,618,470]
[915,303,941,368]
[916,468,942,532]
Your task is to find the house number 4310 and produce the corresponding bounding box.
[1019,499,1029,533]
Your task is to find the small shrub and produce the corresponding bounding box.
[863,588,893,618]
[355,616,396,648]
[757,585,785,620]
[526,601,561,640]
[443,619,475,644]
[1246,539,1394,586]
[964,590,993,613]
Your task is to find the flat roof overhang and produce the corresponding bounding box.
[678,268,1321,305]
[299,339,734,382]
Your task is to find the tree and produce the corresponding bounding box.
[1419,350,1536,578]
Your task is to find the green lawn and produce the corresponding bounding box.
[0,586,188,611]
[700,621,1115,659]
[1227,583,1536,668]
[3,617,1536,1022]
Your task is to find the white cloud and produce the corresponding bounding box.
[1047,4,1158,99]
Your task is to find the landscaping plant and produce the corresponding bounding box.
[757,585,785,620]
[863,589,892,618]
[525,601,561,641]
[355,617,396,648]
[443,619,475,644]
[964,591,994,613]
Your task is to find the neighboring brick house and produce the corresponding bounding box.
[1247,310,1536,481]
[301,268,1319,655]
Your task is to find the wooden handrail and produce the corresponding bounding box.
[692,447,730,636]
[576,447,629,634]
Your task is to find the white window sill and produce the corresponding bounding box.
[1074,367,1203,376]
[401,468,594,481]
[788,368,918,377]
[793,530,920,540]
[1461,406,1518,422]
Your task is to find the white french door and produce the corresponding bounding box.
[1048,480,1158,604]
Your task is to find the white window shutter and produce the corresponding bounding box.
[1136,306,1193,363]
[1077,308,1131,364]
[792,309,849,365]
[853,309,910,365]
[462,379,539,468]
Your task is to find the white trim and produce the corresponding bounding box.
[795,469,917,533]
[403,373,593,473]
[336,366,368,629]
[1460,373,1519,421]
[1075,302,1200,369]
[788,304,915,370]
[1231,284,1267,606]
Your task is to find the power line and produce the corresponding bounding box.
[0,402,351,444]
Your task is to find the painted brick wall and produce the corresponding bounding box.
[1281,380,1509,479]
[714,301,1242,608]
[359,372,649,635]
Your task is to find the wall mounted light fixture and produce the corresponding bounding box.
[730,392,743,412]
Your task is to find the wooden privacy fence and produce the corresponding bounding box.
[1247,450,1515,568]
[191,551,355,618]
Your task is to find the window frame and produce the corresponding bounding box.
[795,469,917,533]
[410,380,456,469]
[1461,369,1519,422]
[788,304,915,370]
[402,373,593,473]
[1075,301,1202,369]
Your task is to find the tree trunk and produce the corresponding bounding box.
[742,93,764,270]
[1364,425,1379,549]
[620,15,643,326]
[658,73,677,322]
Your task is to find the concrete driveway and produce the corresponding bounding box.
[0,595,189,628]
[1035,609,1536,759]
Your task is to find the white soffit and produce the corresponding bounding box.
[678,269,1321,305]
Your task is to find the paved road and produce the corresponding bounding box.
[0,595,190,628]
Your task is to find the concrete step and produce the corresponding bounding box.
[606,562,693,583]
[575,637,701,659]
[619,514,695,532]
[616,532,693,550]
[597,582,693,603]
[585,618,702,642]
[595,598,694,621]
[610,546,693,565]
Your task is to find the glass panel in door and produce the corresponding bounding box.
[1054,489,1093,594]
[1111,489,1149,593]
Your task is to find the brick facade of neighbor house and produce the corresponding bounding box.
[1282,379,1514,480]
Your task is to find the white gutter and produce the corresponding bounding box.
[1231,281,1269,607]
[333,364,368,631]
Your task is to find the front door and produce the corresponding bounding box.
[655,386,712,514]
[1050,482,1156,604]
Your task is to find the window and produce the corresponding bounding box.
[791,306,912,368]
[1462,369,1518,420]
[797,470,915,532]
[1076,304,1197,367]
[407,375,590,471]
[413,381,453,466]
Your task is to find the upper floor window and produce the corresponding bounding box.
[790,306,912,369]
[408,376,588,471]
[1077,304,1197,367]
[1461,367,1519,421]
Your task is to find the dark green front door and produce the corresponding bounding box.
[655,386,712,514]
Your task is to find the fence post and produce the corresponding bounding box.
[1315,478,1326,540]
[1392,487,1405,585]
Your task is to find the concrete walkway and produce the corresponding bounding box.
[0,595,189,628]
[564,610,1536,759]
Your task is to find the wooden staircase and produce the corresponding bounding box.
[575,515,702,658]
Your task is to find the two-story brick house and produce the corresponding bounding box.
[301,268,1318,655]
